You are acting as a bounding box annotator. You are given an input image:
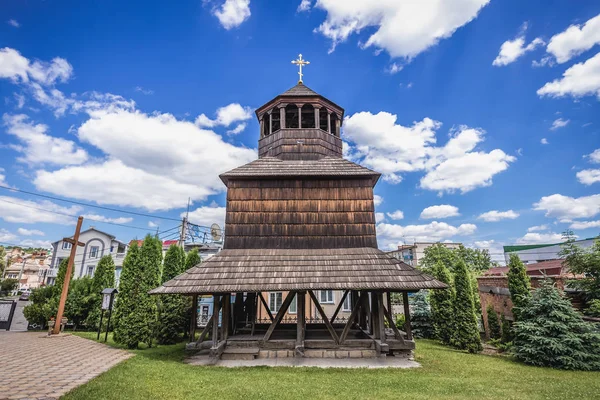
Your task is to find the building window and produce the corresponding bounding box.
[86,265,95,277]
[342,293,352,312]
[62,242,72,250]
[320,290,334,304]
[90,246,99,258]
[269,292,283,313]
[289,294,297,314]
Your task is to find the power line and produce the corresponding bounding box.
[0,185,181,222]
[0,198,156,233]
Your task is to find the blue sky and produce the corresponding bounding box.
[0,0,599,262]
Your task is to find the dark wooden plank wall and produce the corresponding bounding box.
[224,178,378,249]
[258,129,343,160]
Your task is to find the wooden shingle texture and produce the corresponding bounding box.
[149,247,447,294]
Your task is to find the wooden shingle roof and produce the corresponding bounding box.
[280,82,320,97]
[220,157,380,184]
[149,247,447,294]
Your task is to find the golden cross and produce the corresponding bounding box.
[291,54,310,83]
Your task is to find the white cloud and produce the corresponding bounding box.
[537,52,600,99]
[184,205,226,228]
[343,113,514,193]
[386,63,403,74]
[375,212,386,223]
[477,210,519,222]
[386,210,404,220]
[0,229,18,243]
[8,19,20,28]
[377,221,477,246]
[576,169,600,185]
[195,103,253,128]
[14,93,25,109]
[516,232,565,244]
[148,221,158,228]
[0,196,79,224]
[533,193,600,222]
[134,86,154,95]
[3,114,88,165]
[297,0,311,12]
[586,148,600,164]
[420,204,459,219]
[19,239,52,248]
[541,138,549,145]
[550,118,570,130]
[82,214,134,224]
[17,228,45,236]
[312,0,490,60]
[213,0,251,30]
[528,224,548,232]
[227,123,247,135]
[373,194,383,207]
[569,220,600,230]
[546,13,600,64]
[0,47,72,86]
[492,24,544,66]
[472,239,506,264]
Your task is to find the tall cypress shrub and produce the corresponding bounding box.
[140,235,162,347]
[156,245,187,344]
[429,261,454,345]
[486,304,501,340]
[410,290,435,339]
[507,254,531,320]
[113,242,151,348]
[86,255,116,330]
[185,248,201,269]
[451,259,482,353]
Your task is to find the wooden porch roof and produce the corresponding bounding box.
[149,247,447,294]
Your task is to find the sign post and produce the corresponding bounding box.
[100,288,118,342]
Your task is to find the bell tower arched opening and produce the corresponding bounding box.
[285,104,299,129]
[301,104,315,128]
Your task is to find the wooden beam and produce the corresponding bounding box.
[296,291,305,356]
[402,292,413,341]
[258,292,274,321]
[196,314,214,344]
[329,290,349,324]
[251,293,257,336]
[308,290,339,344]
[383,303,405,344]
[340,291,367,344]
[210,340,226,359]
[263,291,296,341]
[211,295,221,343]
[189,294,198,342]
[373,292,386,343]
[221,294,230,341]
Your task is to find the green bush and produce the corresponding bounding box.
[0,278,18,294]
[500,314,512,343]
[23,285,57,328]
[430,261,454,345]
[86,255,116,331]
[486,304,501,340]
[395,314,406,331]
[65,277,95,330]
[513,281,600,370]
[586,299,600,317]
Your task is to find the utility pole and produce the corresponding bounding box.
[52,216,85,335]
[179,217,188,248]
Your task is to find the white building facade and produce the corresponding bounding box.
[47,228,127,286]
[386,242,462,266]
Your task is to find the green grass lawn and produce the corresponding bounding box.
[65,333,600,400]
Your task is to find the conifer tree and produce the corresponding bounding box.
[486,304,501,340]
[513,281,600,370]
[156,245,187,344]
[86,255,115,330]
[140,235,162,347]
[507,254,531,320]
[429,261,454,345]
[451,258,482,353]
[500,314,512,343]
[113,242,153,348]
[410,290,435,339]
[185,248,201,269]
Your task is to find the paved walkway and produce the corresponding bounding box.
[9,299,29,331]
[0,332,132,400]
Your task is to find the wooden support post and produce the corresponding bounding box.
[211,295,221,343]
[402,292,413,341]
[189,294,198,342]
[280,106,286,129]
[263,291,296,342]
[297,104,302,128]
[268,111,273,135]
[251,293,257,336]
[296,291,306,356]
[258,292,274,321]
[196,314,214,344]
[53,216,85,335]
[221,294,230,341]
[386,292,392,313]
[383,303,405,343]
[233,293,243,335]
[308,290,339,344]
[314,107,319,129]
[329,289,349,324]
[377,292,386,343]
[340,291,367,343]
[327,111,331,134]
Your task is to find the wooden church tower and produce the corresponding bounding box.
[152,56,446,361]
